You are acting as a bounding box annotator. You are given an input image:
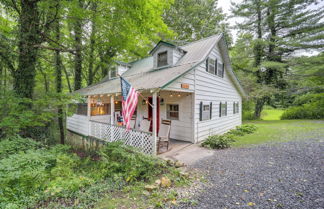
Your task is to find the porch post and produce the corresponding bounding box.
[152,92,157,155]
[87,96,91,136]
[110,95,114,124]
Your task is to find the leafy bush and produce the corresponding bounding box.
[0,139,176,208]
[202,134,236,149]
[202,124,257,149]
[228,124,257,135]
[281,93,324,119]
[0,135,43,159]
[97,142,168,182]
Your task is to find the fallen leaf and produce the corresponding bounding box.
[248,202,256,206]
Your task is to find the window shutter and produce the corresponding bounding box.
[199,101,203,121]
[233,102,235,114]
[222,63,225,78]
[205,59,209,72]
[225,102,227,116]
[237,102,239,113]
[219,102,222,117]
[215,59,218,75]
[210,102,212,119]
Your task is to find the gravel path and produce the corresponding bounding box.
[176,133,324,209]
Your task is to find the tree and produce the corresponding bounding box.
[164,0,231,44]
[231,0,324,118]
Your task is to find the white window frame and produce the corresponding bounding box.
[166,104,179,120]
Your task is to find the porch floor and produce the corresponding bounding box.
[158,139,191,156]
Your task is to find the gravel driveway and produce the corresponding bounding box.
[176,134,324,209]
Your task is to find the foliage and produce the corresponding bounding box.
[202,134,236,149]
[230,0,323,118]
[163,0,231,44]
[0,135,43,159]
[202,124,257,149]
[228,124,257,136]
[281,94,324,119]
[97,142,168,182]
[0,139,179,208]
[0,91,75,138]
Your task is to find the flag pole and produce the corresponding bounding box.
[118,74,154,108]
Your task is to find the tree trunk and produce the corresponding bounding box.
[254,97,266,119]
[254,0,263,67]
[73,0,84,91]
[54,18,65,144]
[87,3,97,85]
[14,0,40,98]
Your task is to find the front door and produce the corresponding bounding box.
[148,96,160,134]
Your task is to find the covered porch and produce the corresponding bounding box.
[67,90,194,155]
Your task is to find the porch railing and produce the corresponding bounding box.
[89,120,154,154]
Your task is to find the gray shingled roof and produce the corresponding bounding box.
[75,34,246,97]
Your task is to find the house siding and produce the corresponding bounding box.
[193,44,242,142]
[67,114,89,136]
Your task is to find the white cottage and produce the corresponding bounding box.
[67,34,246,154]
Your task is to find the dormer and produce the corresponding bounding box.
[108,61,131,79]
[150,41,186,69]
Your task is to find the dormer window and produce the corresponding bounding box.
[157,51,168,67]
[110,68,117,79]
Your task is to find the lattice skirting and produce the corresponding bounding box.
[90,121,154,154]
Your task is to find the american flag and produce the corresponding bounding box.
[120,77,138,130]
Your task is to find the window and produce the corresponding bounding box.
[76,103,87,115]
[199,102,212,121]
[91,103,110,116]
[206,58,216,74]
[219,102,227,117]
[217,62,224,77]
[110,68,117,79]
[157,51,168,67]
[233,102,239,114]
[167,104,179,120]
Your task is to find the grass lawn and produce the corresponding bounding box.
[261,108,285,120]
[232,120,324,147]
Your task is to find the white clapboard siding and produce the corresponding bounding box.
[164,70,195,92]
[159,92,193,142]
[67,114,89,136]
[193,44,242,142]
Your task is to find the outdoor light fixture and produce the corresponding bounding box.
[170,93,173,97]
[160,98,164,105]
[177,94,181,97]
[115,101,118,104]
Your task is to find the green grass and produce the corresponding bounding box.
[232,120,324,147]
[261,108,285,120]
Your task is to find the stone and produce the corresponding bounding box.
[142,191,150,196]
[161,176,172,188]
[155,179,161,186]
[175,161,185,168]
[180,171,190,178]
[145,184,158,191]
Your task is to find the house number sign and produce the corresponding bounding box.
[181,83,189,89]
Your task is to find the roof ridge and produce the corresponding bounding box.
[180,34,221,48]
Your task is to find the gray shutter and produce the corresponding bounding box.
[219,102,222,117]
[206,58,209,72]
[225,102,227,116]
[222,63,225,78]
[215,59,218,75]
[199,101,203,121]
[233,102,235,114]
[210,102,212,119]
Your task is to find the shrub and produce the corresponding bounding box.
[281,95,324,119]
[96,142,168,182]
[0,135,43,159]
[201,134,235,149]
[228,124,257,136]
